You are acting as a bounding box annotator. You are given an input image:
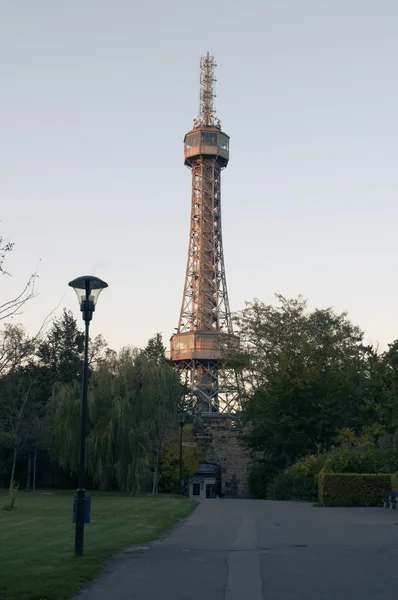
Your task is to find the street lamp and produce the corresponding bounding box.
[178,415,186,495]
[69,275,108,557]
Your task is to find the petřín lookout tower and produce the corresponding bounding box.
[169,53,240,417]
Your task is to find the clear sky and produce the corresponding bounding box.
[1,0,397,351]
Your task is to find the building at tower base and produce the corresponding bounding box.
[192,416,250,498]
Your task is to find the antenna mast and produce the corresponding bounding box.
[194,52,221,130]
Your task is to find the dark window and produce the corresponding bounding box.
[201,132,217,146]
[185,133,200,149]
[192,483,200,496]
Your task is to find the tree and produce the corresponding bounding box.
[235,295,374,469]
[159,424,202,493]
[0,323,35,377]
[0,232,38,322]
[37,309,114,387]
[0,235,13,275]
[0,312,91,490]
[88,333,115,368]
[0,322,49,490]
[144,361,183,494]
[144,333,167,363]
[0,367,43,490]
[38,309,84,385]
[46,347,183,493]
[378,341,398,431]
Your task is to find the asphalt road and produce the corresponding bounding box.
[76,499,398,599]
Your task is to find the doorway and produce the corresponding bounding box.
[206,483,216,498]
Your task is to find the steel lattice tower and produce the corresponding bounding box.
[170,53,240,415]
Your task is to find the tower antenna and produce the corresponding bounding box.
[194,52,221,130]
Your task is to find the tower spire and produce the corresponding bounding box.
[194,52,221,130]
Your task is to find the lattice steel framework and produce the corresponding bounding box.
[170,53,240,415]
[179,157,231,334]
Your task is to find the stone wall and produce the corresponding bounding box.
[193,415,250,497]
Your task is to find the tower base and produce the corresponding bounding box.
[193,415,250,497]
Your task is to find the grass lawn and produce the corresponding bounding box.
[0,490,196,600]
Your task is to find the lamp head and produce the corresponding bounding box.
[68,276,108,321]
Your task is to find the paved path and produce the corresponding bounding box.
[77,500,398,599]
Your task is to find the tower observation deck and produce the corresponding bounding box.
[169,53,240,415]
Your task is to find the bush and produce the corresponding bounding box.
[392,472,398,492]
[322,444,382,474]
[287,453,326,482]
[248,462,276,498]
[319,473,391,507]
[267,472,318,502]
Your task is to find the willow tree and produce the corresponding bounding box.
[142,360,183,494]
[45,380,81,476]
[86,347,152,492]
[46,346,183,493]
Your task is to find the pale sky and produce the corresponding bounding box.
[1,0,398,351]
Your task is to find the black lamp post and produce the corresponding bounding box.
[179,416,186,495]
[69,275,108,557]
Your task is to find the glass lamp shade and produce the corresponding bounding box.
[68,276,108,306]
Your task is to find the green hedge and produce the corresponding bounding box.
[267,472,318,502]
[319,473,392,507]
